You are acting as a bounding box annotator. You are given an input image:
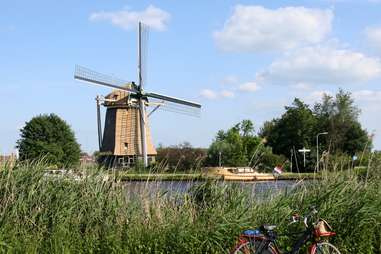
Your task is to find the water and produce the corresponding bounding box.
[124,180,305,200]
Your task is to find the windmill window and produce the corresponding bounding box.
[124,143,128,150]
[128,157,134,164]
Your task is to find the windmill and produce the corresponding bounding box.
[74,22,201,167]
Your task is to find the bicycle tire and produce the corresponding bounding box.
[231,240,276,254]
[311,242,341,254]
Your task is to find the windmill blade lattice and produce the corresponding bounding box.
[146,92,201,108]
[148,98,201,117]
[75,65,137,93]
[139,23,149,89]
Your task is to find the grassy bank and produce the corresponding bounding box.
[116,172,220,181]
[115,171,318,181]
[0,162,379,253]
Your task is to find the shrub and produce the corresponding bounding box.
[156,142,207,172]
[17,113,81,167]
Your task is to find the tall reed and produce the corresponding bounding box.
[0,160,379,253]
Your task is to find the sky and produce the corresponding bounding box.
[1,0,381,154]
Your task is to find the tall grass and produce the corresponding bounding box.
[0,160,379,253]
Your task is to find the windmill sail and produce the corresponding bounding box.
[74,21,201,168]
[148,98,201,117]
[146,92,201,108]
[139,23,149,89]
[75,65,137,93]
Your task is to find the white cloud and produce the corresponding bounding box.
[258,46,381,85]
[200,89,218,100]
[90,5,170,31]
[200,89,235,100]
[305,90,332,103]
[201,79,261,100]
[291,82,312,91]
[214,5,333,52]
[221,75,239,85]
[238,81,260,92]
[365,27,381,54]
[221,90,235,98]
[353,90,381,102]
[353,90,381,145]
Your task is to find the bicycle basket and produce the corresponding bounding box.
[314,219,336,237]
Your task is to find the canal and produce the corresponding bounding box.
[124,180,306,200]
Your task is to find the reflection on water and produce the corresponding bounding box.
[124,180,305,200]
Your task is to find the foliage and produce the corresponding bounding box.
[256,146,288,172]
[156,142,207,172]
[206,120,262,167]
[117,173,218,181]
[314,89,370,156]
[319,152,353,172]
[206,120,287,170]
[17,114,81,167]
[0,159,379,253]
[260,99,317,171]
[260,98,317,157]
[260,90,370,172]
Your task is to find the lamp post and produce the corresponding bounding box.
[316,132,328,172]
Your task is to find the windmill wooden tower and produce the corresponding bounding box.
[74,22,201,167]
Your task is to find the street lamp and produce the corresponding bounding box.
[316,132,328,172]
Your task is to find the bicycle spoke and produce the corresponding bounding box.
[314,242,341,254]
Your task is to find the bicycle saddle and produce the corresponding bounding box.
[263,225,277,231]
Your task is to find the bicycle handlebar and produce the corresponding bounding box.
[290,206,318,228]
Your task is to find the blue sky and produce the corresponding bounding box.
[1,0,381,154]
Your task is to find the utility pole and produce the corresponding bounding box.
[316,132,328,172]
[219,151,222,167]
[95,95,103,150]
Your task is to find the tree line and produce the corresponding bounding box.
[204,89,371,172]
[16,89,372,172]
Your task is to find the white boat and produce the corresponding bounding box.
[205,167,275,181]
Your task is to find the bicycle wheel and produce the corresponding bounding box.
[312,242,341,254]
[231,240,276,254]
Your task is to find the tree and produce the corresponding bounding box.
[314,89,369,155]
[207,120,264,167]
[206,120,286,170]
[17,114,81,167]
[260,90,370,171]
[260,98,317,158]
[156,142,207,171]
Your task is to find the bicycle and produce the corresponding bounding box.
[230,207,341,254]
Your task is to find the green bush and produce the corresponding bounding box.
[17,114,81,168]
[156,142,207,172]
[254,146,288,172]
